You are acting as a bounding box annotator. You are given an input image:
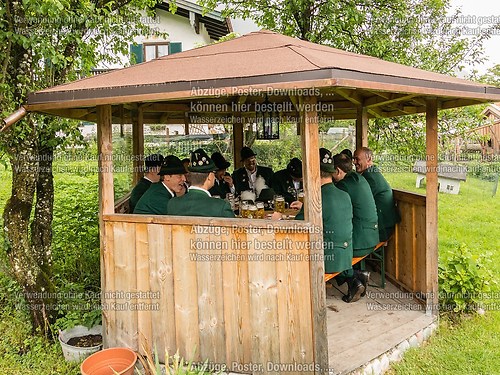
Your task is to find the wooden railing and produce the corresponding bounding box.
[385,189,427,295]
[101,214,318,372]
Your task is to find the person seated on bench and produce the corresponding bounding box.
[292,148,365,303]
[333,152,380,294]
[129,153,163,213]
[353,147,400,241]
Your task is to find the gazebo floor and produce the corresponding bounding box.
[327,270,436,374]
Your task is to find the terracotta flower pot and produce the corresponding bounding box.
[80,347,137,375]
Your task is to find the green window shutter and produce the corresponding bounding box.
[130,43,143,64]
[168,42,182,55]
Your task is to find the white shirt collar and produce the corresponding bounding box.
[161,182,175,197]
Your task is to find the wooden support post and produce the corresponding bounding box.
[299,96,328,373]
[425,98,439,315]
[97,105,114,347]
[232,121,244,170]
[132,106,144,185]
[356,106,368,149]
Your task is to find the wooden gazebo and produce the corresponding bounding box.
[20,31,500,373]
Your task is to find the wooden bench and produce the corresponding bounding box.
[324,240,387,287]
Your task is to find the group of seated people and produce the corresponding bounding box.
[129,145,399,304]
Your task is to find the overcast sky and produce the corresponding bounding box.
[448,0,499,74]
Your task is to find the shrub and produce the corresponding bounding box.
[438,244,497,316]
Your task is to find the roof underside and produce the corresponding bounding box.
[26,30,500,124]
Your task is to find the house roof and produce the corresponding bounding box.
[26,30,500,124]
[157,0,231,40]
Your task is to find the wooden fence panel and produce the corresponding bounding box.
[102,215,316,373]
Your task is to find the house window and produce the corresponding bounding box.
[130,42,182,64]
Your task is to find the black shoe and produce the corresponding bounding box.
[342,278,365,303]
[355,270,370,297]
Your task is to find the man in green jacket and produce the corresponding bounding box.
[354,147,400,241]
[294,148,364,303]
[333,152,379,293]
[168,149,235,218]
[129,153,163,213]
[133,155,187,215]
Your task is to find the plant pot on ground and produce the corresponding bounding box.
[58,325,103,362]
[80,347,137,375]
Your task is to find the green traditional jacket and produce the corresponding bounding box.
[361,166,400,241]
[296,183,353,273]
[167,188,235,218]
[336,171,379,256]
[133,182,173,215]
[129,177,152,213]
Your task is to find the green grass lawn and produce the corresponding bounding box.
[385,172,500,375]
[0,166,499,374]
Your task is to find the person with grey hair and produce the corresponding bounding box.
[353,147,400,241]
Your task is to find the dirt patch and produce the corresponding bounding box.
[67,334,102,348]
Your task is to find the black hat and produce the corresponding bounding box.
[319,148,335,173]
[189,148,217,173]
[158,155,187,175]
[287,157,302,179]
[256,188,275,202]
[145,154,164,169]
[211,152,231,170]
[340,149,353,159]
[240,146,257,161]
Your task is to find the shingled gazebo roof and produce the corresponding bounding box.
[26,30,500,123]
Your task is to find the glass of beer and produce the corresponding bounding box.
[274,195,285,213]
[248,204,258,219]
[298,190,305,203]
[240,202,249,218]
[256,202,265,219]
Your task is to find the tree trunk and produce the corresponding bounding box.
[2,118,56,336]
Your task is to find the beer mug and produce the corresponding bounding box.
[248,204,258,219]
[256,202,265,219]
[273,195,286,214]
[297,190,305,203]
[240,202,250,218]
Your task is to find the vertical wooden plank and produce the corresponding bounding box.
[97,105,114,348]
[233,122,244,170]
[136,223,151,356]
[148,224,176,361]
[113,222,138,350]
[196,232,226,363]
[398,202,413,288]
[173,225,200,361]
[102,221,116,347]
[275,230,314,374]
[300,95,327,373]
[356,106,368,149]
[132,106,144,185]
[415,205,427,294]
[222,231,251,367]
[247,230,280,373]
[411,206,417,291]
[97,105,114,215]
[426,99,439,314]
